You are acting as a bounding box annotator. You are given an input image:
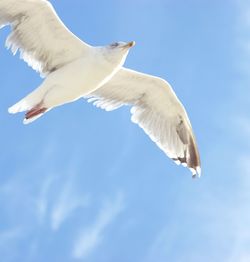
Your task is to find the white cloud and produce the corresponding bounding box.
[144,142,250,262]
[228,253,250,262]
[36,175,55,225]
[235,0,250,76]
[237,0,250,25]
[72,192,125,260]
[234,115,250,138]
[225,155,250,261]
[51,180,90,231]
[0,227,23,247]
[145,225,178,262]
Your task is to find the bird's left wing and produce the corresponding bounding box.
[0,0,90,76]
[86,67,201,177]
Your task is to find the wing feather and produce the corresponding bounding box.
[0,0,90,76]
[86,67,201,177]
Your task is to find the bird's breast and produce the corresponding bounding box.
[42,55,120,108]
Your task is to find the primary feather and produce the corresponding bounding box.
[0,0,90,76]
[87,68,201,177]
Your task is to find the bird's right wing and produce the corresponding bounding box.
[0,0,90,76]
[87,67,201,177]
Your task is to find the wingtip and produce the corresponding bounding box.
[172,157,201,178]
[190,166,201,179]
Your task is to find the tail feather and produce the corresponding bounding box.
[8,90,48,124]
[8,98,32,114]
[8,84,46,114]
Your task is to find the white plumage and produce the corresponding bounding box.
[0,0,89,75]
[0,0,201,177]
[87,68,201,177]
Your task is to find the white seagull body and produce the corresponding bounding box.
[0,0,201,177]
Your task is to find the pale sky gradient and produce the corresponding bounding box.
[0,0,250,261]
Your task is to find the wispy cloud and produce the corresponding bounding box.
[144,138,250,262]
[72,192,125,260]
[226,154,250,261]
[0,227,25,261]
[36,175,55,225]
[0,227,23,247]
[0,139,92,260]
[234,115,250,136]
[237,0,250,26]
[51,178,90,231]
[145,225,178,262]
[235,0,250,76]
[228,253,250,262]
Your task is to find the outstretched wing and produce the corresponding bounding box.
[0,0,90,76]
[86,67,201,177]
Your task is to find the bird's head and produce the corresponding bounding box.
[102,41,136,66]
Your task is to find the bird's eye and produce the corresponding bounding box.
[110,42,119,48]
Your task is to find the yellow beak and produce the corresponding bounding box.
[124,41,136,48]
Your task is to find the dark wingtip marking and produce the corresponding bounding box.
[187,134,201,170]
[175,116,201,177]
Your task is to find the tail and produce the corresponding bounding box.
[8,97,32,114]
[8,89,48,124]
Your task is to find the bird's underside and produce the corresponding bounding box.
[0,0,201,177]
[86,67,201,177]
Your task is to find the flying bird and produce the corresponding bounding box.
[0,0,201,177]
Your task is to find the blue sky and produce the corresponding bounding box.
[0,0,250,261]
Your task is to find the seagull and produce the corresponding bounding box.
[0,0,201,177]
